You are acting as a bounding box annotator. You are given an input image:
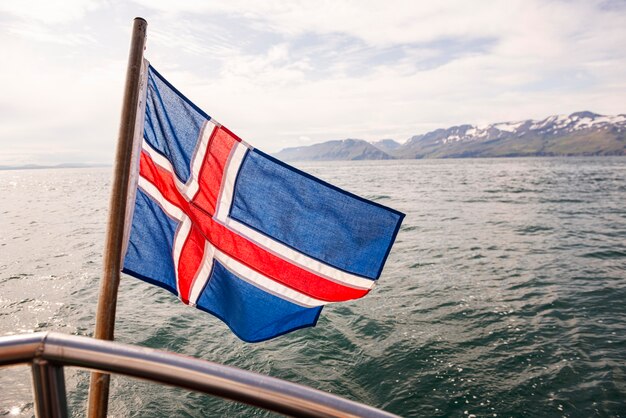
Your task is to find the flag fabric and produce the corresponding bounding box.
[122,64,404,342]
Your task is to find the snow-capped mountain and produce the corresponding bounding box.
[405,111,626,146]
[394,111,626,158]
[274,111,626,161]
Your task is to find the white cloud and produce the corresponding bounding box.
[4,21,97,45]
[0,0,101,24]
[130,0,507,45]
[0,13,127,164]
[0,0,625,163]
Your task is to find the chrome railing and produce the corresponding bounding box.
[0,332,398,418]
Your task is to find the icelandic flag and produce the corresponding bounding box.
[122,64,404,342]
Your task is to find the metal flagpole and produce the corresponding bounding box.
[87,17,147,418]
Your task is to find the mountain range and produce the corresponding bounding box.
[273,111,626,161]
[0,163,109,171]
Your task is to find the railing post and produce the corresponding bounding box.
[31,358,68,418]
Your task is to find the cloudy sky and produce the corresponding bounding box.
[1,0,625,165]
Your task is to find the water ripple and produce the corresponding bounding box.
[1,159,626,416]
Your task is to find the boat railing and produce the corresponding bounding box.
[0,332,398,418]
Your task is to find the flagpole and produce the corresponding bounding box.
[87,17,147,418]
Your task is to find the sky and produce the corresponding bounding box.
[0,0,625,165]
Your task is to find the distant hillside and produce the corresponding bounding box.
[274,138,394,161]
[0,163,109,171]
[274,112,626,161]
[371,139,402,154]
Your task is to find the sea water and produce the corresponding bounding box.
[1,157,625,417]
